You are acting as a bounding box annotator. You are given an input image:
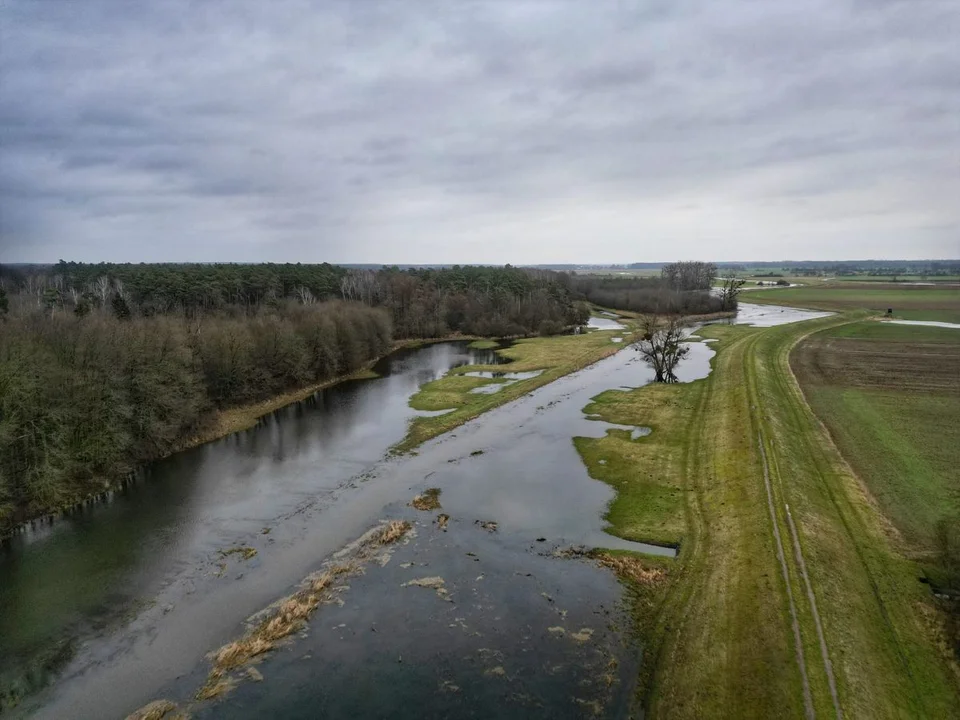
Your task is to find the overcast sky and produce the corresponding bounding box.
[1,0,957,264]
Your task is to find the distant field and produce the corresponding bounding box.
[833,275,960,284]
[792,321,960,555]
[746,283,960,323]
[576,268,662,277]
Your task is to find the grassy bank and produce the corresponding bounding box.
[574,315,959,717]
[745,283,960,323]
[398,329,633,452]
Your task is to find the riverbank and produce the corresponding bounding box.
[574,313,959,717]
[0,333,493,540]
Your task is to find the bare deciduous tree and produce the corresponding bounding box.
[94,276,111,307]
[661,261,717,291]
[633,314,690,383]
[718,276,746,311]
[296,286,316,305]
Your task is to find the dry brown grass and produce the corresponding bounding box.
[410,488,442,511]
[436,513,450,530]
[195,520,411,703]
[375,520,412,545]
[596,552,667,587]
[125,699,189,720]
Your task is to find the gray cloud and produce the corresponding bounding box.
[1,0,957,263]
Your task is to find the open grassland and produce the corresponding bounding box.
[745,283,960,323]
[832,275,960,284]
[792,321,960,557]
[398,328,632,452]
[576,385,695,548]
[575,315,959,718]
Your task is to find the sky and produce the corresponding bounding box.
[1,0,958,264]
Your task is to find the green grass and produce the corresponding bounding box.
[836,275,960,284]
[817,320,960,343]
[802,388,959,549]
[398,329,632,451]
[572,315,959,718]
[745,284,960,323]
[575,387,696,547]
[408,375,507,411]
[467,339,500,349]
[792,321,960,556]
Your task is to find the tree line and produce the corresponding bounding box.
[2,262,590,338]
[0,300,391,534]
[567,261,735,315]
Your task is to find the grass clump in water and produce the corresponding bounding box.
[195,519,412,702]
[595,551,667,587]
[125,699,189,720]
[376,519,412,545]
[219,545,258,561]
[410,489,442,511]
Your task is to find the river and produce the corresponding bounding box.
[2,307,820,718]
[1,342,505,715]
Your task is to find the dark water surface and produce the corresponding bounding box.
[1,342,503,714]
[7,335,719,719]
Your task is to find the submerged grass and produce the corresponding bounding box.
[219,546,258,561]
[125,699,190,720]
[189,520,412,705]
[576,316,960,717]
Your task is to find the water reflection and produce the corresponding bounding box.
[0,341,506,699]
[587,315,625,330]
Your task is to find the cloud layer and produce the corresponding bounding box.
[2,0,957,262]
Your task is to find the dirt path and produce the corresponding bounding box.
[757,430,816,720]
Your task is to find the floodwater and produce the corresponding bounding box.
[887,319,960,329]
[587,315,625,330]
[464,369,545,394]
[7,336,715,720]
[0,342,504,714]
[733,302,833,326]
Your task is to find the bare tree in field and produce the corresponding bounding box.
[633,314,690,383]
[718,276,746,311]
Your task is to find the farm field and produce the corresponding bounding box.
[791,321,960,559]
[745,283,960,323]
